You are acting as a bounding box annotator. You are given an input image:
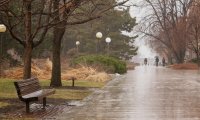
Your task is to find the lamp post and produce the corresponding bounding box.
[105,37,111,55]
[76,41,80,53]
[0,24,6,78]
[96,32,103,53]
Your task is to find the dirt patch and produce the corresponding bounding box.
[0,97,75,120]
[168,63,198,70]
[2,104,70,120]
[0,98,23,116]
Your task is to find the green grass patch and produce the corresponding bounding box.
[0,79,17,98]
[40,80,105,100]
[0,102,10,108]
[50,89,91,100]
[40,80,105,88]
[0,78,105,100]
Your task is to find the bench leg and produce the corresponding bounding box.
[43,97,46,109]
[26,101,30,113]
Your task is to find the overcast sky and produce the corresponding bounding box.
[128,0,157,59]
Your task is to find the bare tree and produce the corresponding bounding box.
[0,0,53,79]
[139,0,193,63]
[0,0,9,6]
[149,35,174,64]
[0,0,129,84]
[50,0,129,87]
[187,0,200,66]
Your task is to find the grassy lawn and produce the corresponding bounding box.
[0,102,10,108]
[0,78,105,108]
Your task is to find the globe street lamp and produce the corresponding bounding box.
[96,32,103,53]
[0,24,6,77]
[105,37,111,55]
[0,24,6,32]
[76,41,80,53]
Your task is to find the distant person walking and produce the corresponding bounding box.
[162,57,166,66]
[144,58,148,65]
[155,56,159,67]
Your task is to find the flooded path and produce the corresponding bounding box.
[56,66,200,120]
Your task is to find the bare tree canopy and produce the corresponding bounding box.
[139,0,194,63]
[0,0,9,6]
[0,0,131,86]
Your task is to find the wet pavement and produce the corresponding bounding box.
[56,66,200,120]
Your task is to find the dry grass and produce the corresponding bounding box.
[62,66,97,80]
[3,59,52,79]
[169,63,198,70]
[3,59,111,82]
[62,66,111,82]
[85,72,111,82]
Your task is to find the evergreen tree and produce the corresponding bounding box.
[62,8,138,60]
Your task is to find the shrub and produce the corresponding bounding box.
[71,55,127,74]
[190,58,199,63]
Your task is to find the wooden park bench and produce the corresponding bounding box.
[14,77,55,113]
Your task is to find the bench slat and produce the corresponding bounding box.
[18,80,39,87]
[18,82,40,90]
[20,84,41,96]
[17,78,38,84]
[22,89,55,99]
[16,78,41,96]
[19,83,41,91]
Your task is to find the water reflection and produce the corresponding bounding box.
[57,66,200,120]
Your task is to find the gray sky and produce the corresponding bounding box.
[128,0,157,59]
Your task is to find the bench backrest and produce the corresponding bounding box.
[14,78,41,99]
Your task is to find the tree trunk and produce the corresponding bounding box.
[196,52,200,68]
[173,50,185,64]
[50,28,62,87]
[175,56,184,64]
[50,37,61,86]
[50,26,66,87]
[23,0,32,79]
[50,0,68,87]
[23,46,32,79]
[167,54,173,65]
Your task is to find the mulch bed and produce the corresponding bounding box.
[168,63,198,70]
[4,104,70,120]
[0,98,73,120]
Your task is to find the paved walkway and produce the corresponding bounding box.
[56,66,200,120]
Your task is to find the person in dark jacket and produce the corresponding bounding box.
[155,56,159,67]
[162,57,166,66]
[144,58,148,65]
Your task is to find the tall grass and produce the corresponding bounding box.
[72,55,127,74]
